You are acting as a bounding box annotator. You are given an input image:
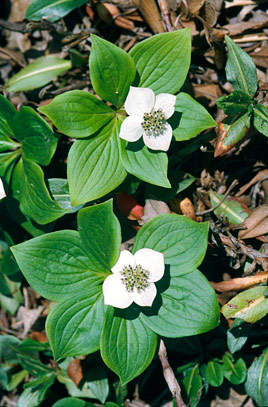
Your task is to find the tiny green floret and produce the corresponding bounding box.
[120,264,150,293]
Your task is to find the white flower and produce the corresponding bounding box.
[103,248,165,309]
[0,178,6,200]
[119,86,176,151]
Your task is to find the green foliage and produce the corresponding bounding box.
[39,90,115,139]
[11,230,104,301]
[100,306,158,385]
[67,117,126,205]
[12,158,66,224]
[222,353,247,385]
[121,139,171,188]
[140,269,219,337]
[182,365,202,406]
[245,348,268,406]
[209,191,249,224]
[227,319,252,353]
[90,35,136,107]
[3,22,262,407]
[225,35,258,96]
[11,200,218,385]
[6,56,72,92]
[26,0,88,21]
[133,214,209,275]
[52,398,86,407]
[205,360,224,387]
[46,289,104,360]
[222,286,268,322]
[216,90,252,115]
[77,200,121,272]
[172,92,216,141]
[130,29,191,94]
[253,104,268,137]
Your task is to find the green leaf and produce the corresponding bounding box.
[222,286,268,323]
[78,200,121,273]
[6,56,72,92]
[26,0,88,21]
[209,191,249,224]
[0,335,21,364]
[46,289,104,361]
[133,214,209,276]
[0,95,18,148]
[84,363,109,403]
[146,171,195,202]
[19,338,51,353]
[100,306,157,385]
[39,90,115,139]
[245,347,268,406]
[11,230,104,301]
[130,29,191,94]
[253,104,268,137]
[0,150,21,183]
[0,94,16,123]
[225,35,258,96]
[121,139,170,188]
[12,158,66,224]
[0,134,19,153]
[222,112,251,147]
[140,269,220,337]
[205,360,224,387]
[53,398,86,407]
[5,370,28,392]
[18,353,54,376]
[17,373,55,407]
[227,319,252,353]
[216,90,252,115]
[4,195,55,237]
[47,178,83,213]
[182,365,203,407]
[68,117,126,205]
[57,366,95,399]
[172,93,216,141]
[11,107,58,165]
[222,353,247,385]
[90,35,136,107]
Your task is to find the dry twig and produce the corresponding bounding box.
[158,340,187,407]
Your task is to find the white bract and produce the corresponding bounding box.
[119,86,176,151]
[0,178,6,200]
[103,248,165,309]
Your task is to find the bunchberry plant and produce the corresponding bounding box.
[1,28,220,404]
[11,200,219,385]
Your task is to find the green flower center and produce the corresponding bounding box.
[120,264,150,293]
[141,109,166,137]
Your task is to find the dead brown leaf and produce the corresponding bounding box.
[13,305,44,338]
[238,205,268,239]
[250,41,268,69]
[142,199,170,224]
[133,0,165,33]
[210,271,268,292]
[192,83,222,106]
[67,358,83,387]
[29,331,48,342]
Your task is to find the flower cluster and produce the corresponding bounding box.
[103,248,165,309]
[119,86,176,152]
